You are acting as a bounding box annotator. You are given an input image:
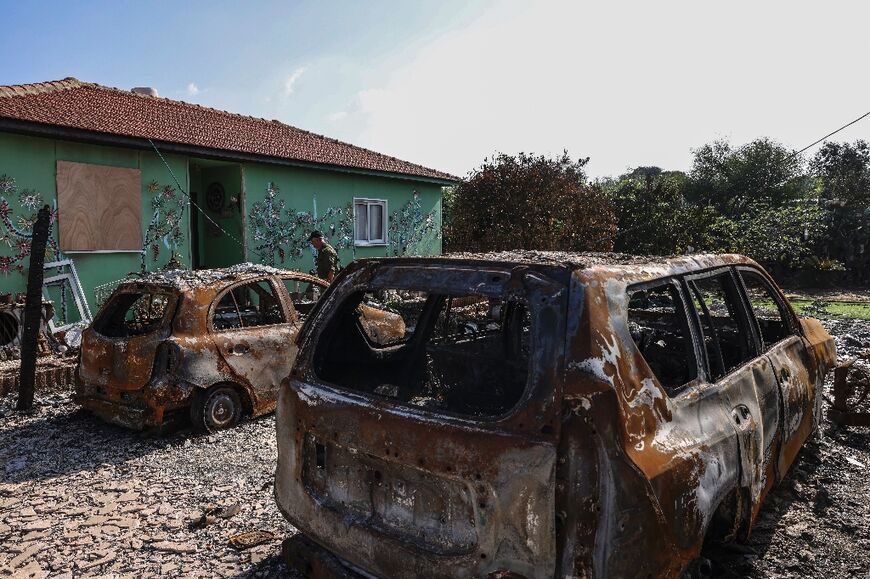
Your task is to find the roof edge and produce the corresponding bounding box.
[0,118,459,186]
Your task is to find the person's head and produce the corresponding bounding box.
[308,230,324,249]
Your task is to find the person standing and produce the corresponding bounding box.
[309,230,340,282]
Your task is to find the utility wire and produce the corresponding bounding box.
[790,109,870,159]
[594,107,870,247]
[148,139,252,256]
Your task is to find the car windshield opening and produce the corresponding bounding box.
[313,289,532,418]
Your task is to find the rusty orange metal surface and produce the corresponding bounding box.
[75,264,328,430]
[273,252,836,578]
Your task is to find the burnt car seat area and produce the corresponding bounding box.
[315,291,531,418]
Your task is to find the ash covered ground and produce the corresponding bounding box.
[0,320,868,578]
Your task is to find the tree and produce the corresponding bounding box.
[811,140,870,207]
[810,140,870,277]
[688,138,809,216]
[603,167,716,255]
[445,152,616,252]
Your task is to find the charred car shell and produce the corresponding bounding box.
[76,263,327,431]
[274,252,836,578]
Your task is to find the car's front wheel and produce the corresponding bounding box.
[192,385,243,432]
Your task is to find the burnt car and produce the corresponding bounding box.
[76,264,327,432]
[274,252,836,578]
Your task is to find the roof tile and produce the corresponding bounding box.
[0,78,457,182]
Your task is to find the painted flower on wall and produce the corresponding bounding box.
[142,181,186,272]
[18,189,42,210]
[388,190,440,257]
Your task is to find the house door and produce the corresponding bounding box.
[190,161,245,269]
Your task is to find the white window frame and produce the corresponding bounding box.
[353,198,388,246]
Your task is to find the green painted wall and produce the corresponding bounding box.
[0,132,190,313]
[0,130,444,317]
[242,163,442,273]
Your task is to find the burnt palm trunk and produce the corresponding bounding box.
[17,205,51,411]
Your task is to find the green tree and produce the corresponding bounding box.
[603,167,716,255]
[445,152,616,252]
[689,138,809,216]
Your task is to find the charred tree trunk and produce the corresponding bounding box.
[17,205,51,411]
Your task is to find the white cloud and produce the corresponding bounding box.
[327,111,348,122]
[348,1,870,179]
[186,82,199,97]
[284,67,306,96]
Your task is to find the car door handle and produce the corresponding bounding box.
[231,344,250,355]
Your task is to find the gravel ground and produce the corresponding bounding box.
[0,405,296,578]
[0,319,868,578]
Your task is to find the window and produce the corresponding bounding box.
[739,268,794,350]
[685,272,755,381]
[282,278,321,319]
[627,282,697,395]
[314,289,531,418]
[94,292,172,337]
[354,198,387,245]
[212,280,285,330]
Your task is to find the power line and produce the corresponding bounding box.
[791,109,870,159]
[147,139,252,256]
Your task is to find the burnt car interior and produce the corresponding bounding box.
[213,280,285,330]
[627,283,697,394]
[94,292,172,338]
[629,267,793,393]
[282,278,320,318]
[314,290,531,417]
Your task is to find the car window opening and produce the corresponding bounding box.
[283,278,320,319]
[213,280,285,330]
[94,292,172,338]
[739,269,793,349]
[627,283,697,395]
[687,273,755,381]
[314,290,532,418]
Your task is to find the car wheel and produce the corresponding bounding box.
[193,385,242,432]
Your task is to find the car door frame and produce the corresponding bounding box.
[680,266,782,529]
[208,275,301,411]
[732,265,816,479]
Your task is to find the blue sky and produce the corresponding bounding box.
[2,1,869,178]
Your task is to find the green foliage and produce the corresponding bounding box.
[446,152,616,253]
[604,167,717,255]
[688,138,809,216]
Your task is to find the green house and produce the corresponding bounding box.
[0,78,456,325]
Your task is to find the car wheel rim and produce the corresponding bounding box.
[207,393,235,428]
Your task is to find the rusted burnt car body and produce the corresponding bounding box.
[76,264,327,431]
[274,252,836,578]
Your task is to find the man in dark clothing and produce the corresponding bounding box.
[309,230,339,282]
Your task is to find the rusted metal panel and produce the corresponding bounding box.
[830,350,870,427]
[274,252,836,578]
[75,264,327,430]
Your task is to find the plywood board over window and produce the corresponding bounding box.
[56,160,142,252]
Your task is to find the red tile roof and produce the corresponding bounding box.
[0,78,457,182]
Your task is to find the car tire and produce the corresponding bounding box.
[192,385,243,432]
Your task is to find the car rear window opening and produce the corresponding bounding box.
[313,289,532,419]
[94,291,173,338]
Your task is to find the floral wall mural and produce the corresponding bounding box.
[250,182,354,267]
[141,179,186,272]
[0,174,61,276]
[388,190,440,257]
[250,182,440,269]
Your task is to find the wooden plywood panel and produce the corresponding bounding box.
[56,160,142,251]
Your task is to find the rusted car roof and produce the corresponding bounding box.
[116,262,322,291]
